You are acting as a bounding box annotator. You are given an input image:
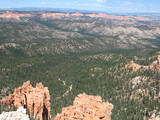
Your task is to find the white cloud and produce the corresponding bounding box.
[94,4,102,7]
[40,2,47,5]
[74,1,79,4]
[138,4,144,7]
[127,8,133,11]
[123,2,132,6]
[64,2,103,8]
[96,0,108,3]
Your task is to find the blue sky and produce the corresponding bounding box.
[1,0,160,13]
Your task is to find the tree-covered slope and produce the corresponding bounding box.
[0,11,160,55]
[0,48,159,120]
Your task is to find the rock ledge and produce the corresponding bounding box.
[0,106,30,120]
[55,93,113,120]
[0,81,51,120]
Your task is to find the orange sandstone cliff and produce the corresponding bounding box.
[0,11,32,20]
[55,93,113,120]
[0,81,51,120]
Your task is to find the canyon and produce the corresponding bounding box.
[0,10,160,120]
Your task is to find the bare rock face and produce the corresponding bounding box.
[125,61,142,72]
[126,55,160,73]
[85,13,152,21]
[149,115,160,120]
[149,55,160,73]
[55,93,113,120]
[41,13,71,19]
[0,106,30,120]
[71,12,84,17]
[131,76,148,89]
[40,12,152,21]
[0,11,32,20]
[0,81,51,120]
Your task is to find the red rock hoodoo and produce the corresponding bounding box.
[0,81,51,120]
[55,93,114,120]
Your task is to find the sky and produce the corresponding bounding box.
[0,0,160,13]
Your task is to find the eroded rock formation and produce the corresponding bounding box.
[149,115,160,120]
[0,107,30,120]
[40,12,152,21]
[0,11,32,20]
[149,55,160,73]
[55,93,113,120]
[126,55,160,73]
[125,61,142,72]
[85,13,152,21]
[0,81,51,120]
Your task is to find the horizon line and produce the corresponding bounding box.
[0,7,160,14]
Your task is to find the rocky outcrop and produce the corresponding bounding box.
[149,115,160,120]
[85,13,152,21]
[0,81,51,120]
[55,93,113,120]
[0,11,152,22]
[130,76,148,89]
[40,12,152,21]
[0,11,32,20]
[125,61,142,72]
[0,106,30,120]
[71,12,84,17]
[126,55,160,72]
[41,12,83,18]
[149,55,160,73]
[41,13,71,19]
[0,11,153,23]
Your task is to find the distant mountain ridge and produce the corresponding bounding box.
[1,7,160,15]
[0,7,98,13]
[0,8,160,120]
[0,11,154,22]
[0,10,160,55]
